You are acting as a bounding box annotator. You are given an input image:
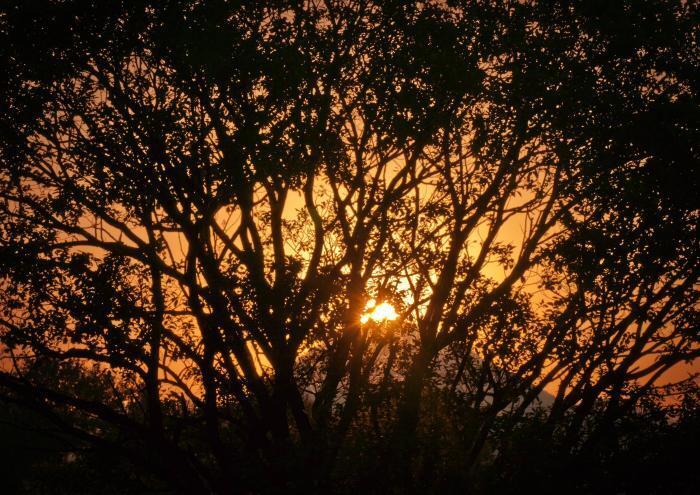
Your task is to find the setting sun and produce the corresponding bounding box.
[361,299,399,324]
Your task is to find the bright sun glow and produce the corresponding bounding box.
[360,299,398,324]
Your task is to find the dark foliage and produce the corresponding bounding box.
[1,1,698,493]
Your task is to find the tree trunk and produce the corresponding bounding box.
[392,348,433,486]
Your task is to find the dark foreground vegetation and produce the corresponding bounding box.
[1,1,698,493]
[2,370,699,494]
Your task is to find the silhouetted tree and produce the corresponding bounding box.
[1,1,698,493]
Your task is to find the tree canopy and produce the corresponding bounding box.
[1,1,698,493]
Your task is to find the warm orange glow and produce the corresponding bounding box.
[361,299,398,324]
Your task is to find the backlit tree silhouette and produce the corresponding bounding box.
[1,1,698,493]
